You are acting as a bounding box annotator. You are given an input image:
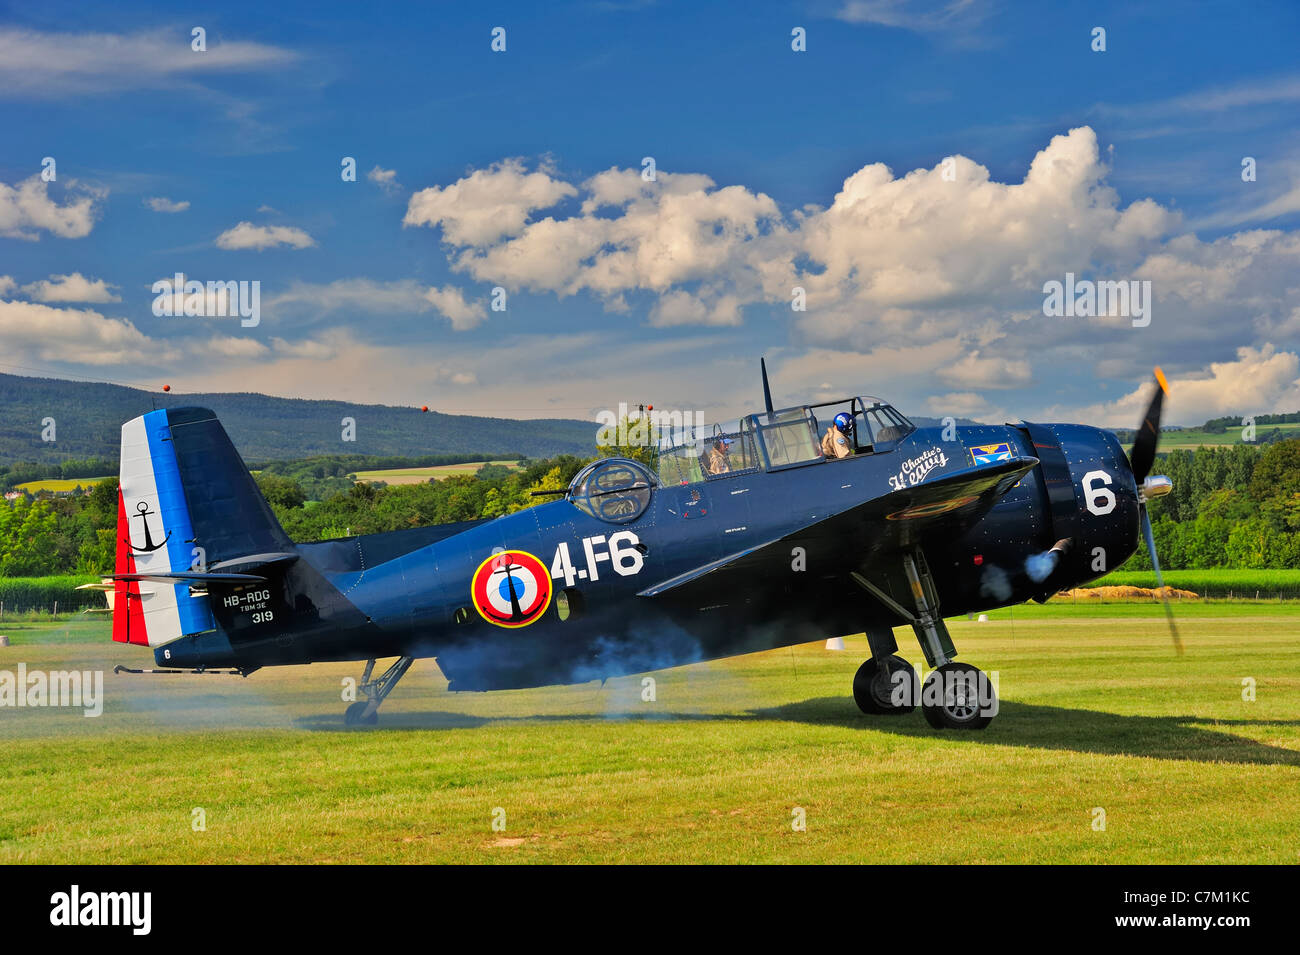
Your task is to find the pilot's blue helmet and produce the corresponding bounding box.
[834,412,854,433]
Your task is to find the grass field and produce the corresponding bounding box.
[1094,568,1300,596]
[350,461,522,485]
[1,606,1298,864]
[13,477,111,493]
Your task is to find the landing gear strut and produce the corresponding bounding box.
[344,656,415,726]
[850,548,998,729]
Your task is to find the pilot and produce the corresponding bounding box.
[822,412,854,459]
[706,437,732,475]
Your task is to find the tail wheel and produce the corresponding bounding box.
[921,662,997,730]
[853,655,919,715]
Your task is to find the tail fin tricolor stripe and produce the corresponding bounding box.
[112,410,216,647]
[112,489,148,645]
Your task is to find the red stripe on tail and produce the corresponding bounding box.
[112,489,149,645]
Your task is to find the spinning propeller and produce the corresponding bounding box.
[1129,367,1182,655]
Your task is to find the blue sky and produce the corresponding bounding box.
[3,0,1300,427]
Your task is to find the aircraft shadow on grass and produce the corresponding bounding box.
[294,698,1300,768]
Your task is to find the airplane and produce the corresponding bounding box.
[108,360,1178,729]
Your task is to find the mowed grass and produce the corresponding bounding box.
[350,461,521,485]
[1,607,1298,864]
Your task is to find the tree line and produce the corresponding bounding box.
[1128,440,1300,570]
[0,458,117,491]
[252,451,519,502]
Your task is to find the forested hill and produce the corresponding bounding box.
[0,373,598,464]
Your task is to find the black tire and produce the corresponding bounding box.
[853,655,919,715]
[344,701,378,726]
[921,662,996,730]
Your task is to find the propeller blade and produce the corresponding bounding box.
[1140,501,1183,655]
[1129,367,1169,484]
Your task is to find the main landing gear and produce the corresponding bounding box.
[852,655,919,715]
[849,549,998,730]
[344,656,415,726]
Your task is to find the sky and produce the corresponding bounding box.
[3,0,1300,429]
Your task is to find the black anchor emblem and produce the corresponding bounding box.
[124,500,171,553]
[480,554,529,624]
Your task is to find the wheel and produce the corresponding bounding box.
[344,701,378,726]
[921,662,996,730]
[853,655,919,715]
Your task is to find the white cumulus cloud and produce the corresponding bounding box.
[0,175,103,240]
[367,166,401,193]
[20,272,120,303]
[422,285,486,330]
[1077,346,1300,427]
[404,158,579,245]
[145,196,190,213]
[0,297,161,365]
[215,221,315,250]
[266,278,485,330]
[0,27,299,97]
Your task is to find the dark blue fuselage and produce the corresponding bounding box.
[159,422,1139,688]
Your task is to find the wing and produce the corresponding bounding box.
[639,455,1037,599]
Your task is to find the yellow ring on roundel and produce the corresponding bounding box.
[470,549,554,628]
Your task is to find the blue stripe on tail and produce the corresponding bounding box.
[143,409,215,636]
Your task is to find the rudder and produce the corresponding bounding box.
[113,407,293,648]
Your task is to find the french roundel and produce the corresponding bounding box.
[470,550,553,628]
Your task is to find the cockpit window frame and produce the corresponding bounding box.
[753,408,825,471]
[566,457,656,524]
[656,418,762,486]
[653,395,916,481]
[804,396,916,454]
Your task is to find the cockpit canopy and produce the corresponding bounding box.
[567,457,656,523]
[656,396,915,486]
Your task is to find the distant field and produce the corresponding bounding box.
[1143,421,1300,448]
[2,605,1298,864]
[1093,568,1300,597]
[13,477,110,493]
[350,460,522,485]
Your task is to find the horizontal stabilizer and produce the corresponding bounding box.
[112,571,267,585]
[209,552,298,575]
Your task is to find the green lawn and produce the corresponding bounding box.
[1,607,1297,863]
